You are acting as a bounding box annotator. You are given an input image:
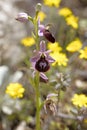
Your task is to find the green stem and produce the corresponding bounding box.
[34,72,41,130]
[35,73,41,130]
[34,17,39,51]
[57,87,61,112]
[34,17,41,130]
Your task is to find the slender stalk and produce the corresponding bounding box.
[34,17,39,51]
[35,72,41,130]
[34,16,41,130]
[57,87,61,111]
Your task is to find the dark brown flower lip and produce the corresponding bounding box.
[35,56,50,72]
[38,19,55,43]
[43,29,55,43]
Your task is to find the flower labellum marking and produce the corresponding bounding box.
[35,56,50,72]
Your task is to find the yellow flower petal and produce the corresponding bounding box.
[21,37,35,47]
[38,11,46,21]
[43,0,61,7]
[48,42,62,52]
[50,52,68,66]
[71,94,87,108]
[6,83,25,98]
[59,7,72,17]
[66,38,82,52]
[66,15,79,29]
[79,46,87,59]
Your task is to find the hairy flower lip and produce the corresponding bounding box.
[43,29,55,43]
[35,56,50,72]
[38,19,55,43]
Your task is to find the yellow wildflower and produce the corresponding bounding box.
[21,37,35,47]
[66,38,82,52]
[43,0,61,7]
[38,11,46,21]
[50,52,68,66]
[71,94,87,108]
[6,83,25,98]
[66,15,79,29]
[59,7,72,17]
[48,42,62,52]
[79,46,87,59]
[84,118,87,123]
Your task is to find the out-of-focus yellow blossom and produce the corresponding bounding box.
[48,42,62,52]
[43,0,61,7]
[71,94,87,108]
[66,38,82,52]
[66,15,79,29]
[38,11,46,21]
[21,37,35,47]
[59,7,72,17]
[50,52,68,66]
[84,118,87,123]
[6,83,25,98]
[79,47,87,59]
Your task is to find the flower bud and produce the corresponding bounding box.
[15,12,28,22]
[36,3,42,12]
